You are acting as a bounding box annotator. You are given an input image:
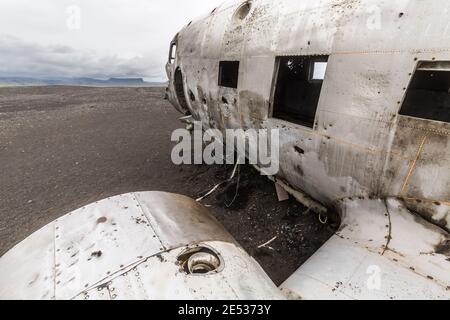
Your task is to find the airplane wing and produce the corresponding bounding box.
[0,192,284,300]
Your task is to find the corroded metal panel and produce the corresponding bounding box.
[0,192,282,300]
[133,192,236,249]
[53,193,163,299]
[76,242,284,300]
[281,198,450,300]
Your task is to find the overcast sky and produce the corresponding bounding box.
[0,0,224,81]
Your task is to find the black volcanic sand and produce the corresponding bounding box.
[0,86,336,285]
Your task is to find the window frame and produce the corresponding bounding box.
[399,60,450,123]
[218,61,240,89]
[270,55,329,128]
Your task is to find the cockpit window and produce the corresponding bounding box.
[400,61,450,123]
[169,43,177,64]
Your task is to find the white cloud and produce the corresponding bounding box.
[0,34,162,80]
[0,0,225,81]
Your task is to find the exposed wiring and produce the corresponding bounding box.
[196,160,240,202]
[257,236,278,250]
[319,213,328,224]
[226,165,241,208]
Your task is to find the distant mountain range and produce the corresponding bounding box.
[0,77,166,87]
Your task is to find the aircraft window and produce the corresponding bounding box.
[234,1,252,21]
[272,55,329,128]
[400,61,450,123]
[169,43,177,64]
[218,61,240,89]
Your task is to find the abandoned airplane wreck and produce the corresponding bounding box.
[0,0,449,300]
[165,0,450,298]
